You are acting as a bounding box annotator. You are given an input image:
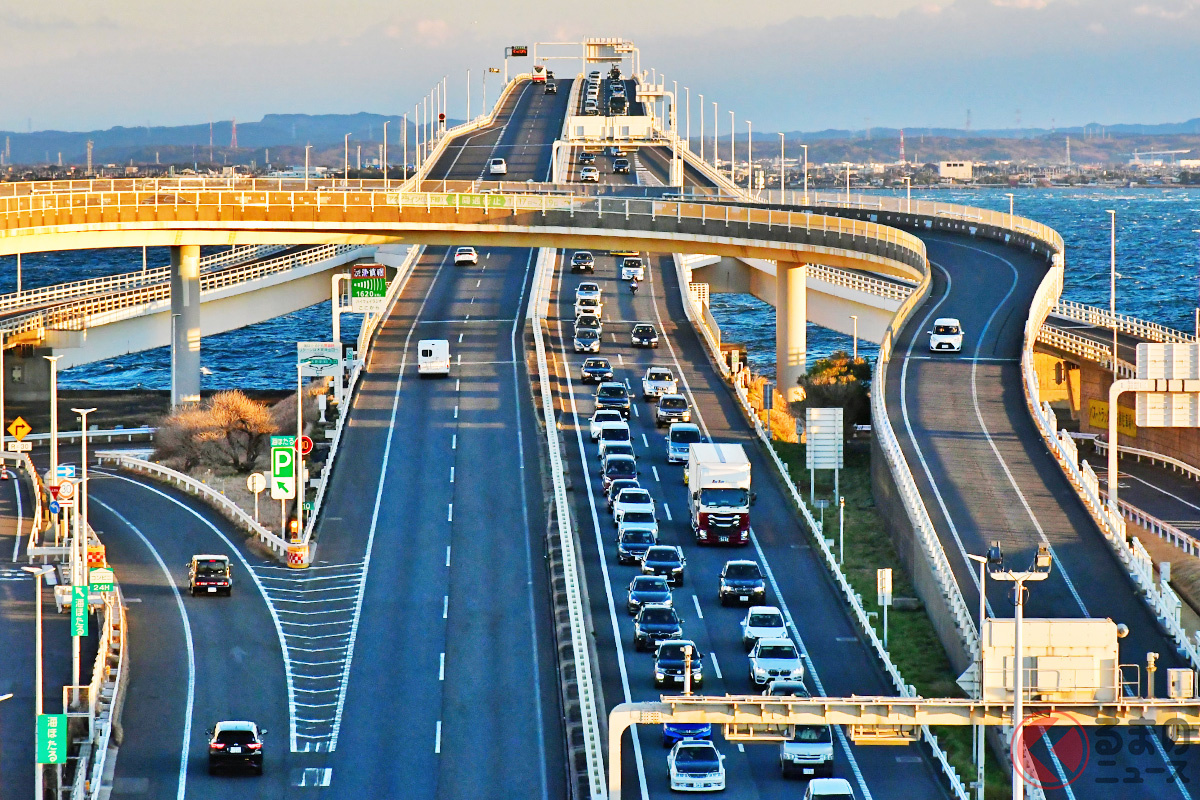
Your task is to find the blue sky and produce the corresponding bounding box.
[1,0,1197,133]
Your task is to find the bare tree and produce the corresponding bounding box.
[154,391,277,473]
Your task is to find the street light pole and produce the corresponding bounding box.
[729,110,735,184]
[988,544,1052,800]
[296,363,304,541]
[850,315,858,361]
[967,543,1001,800]
[382,121,389,189]
[45,355,61,543]
[684,86,690,150]
[747,120,753,196]
[1194,229,1200,338]
[304,145,312,191]
[838,496,845,565]
[713,102,718,176]
[698,94,705,162]
[344,133,351,184]
[801,144,809,205]
[23,564,54,800]
[778,132,785,202]
[901,176,911,213]
[70,407,95,706]
[1108,210,1118,388]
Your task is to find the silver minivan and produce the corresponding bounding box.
[666,423,702,464]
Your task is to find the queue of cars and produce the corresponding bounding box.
[569,250,842,792]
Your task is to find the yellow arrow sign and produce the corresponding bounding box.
[7,416,31,442]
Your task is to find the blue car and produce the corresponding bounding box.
[663,722,713,748]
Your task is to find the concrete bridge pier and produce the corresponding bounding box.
[776,262,807,402]
[170,244,201,406]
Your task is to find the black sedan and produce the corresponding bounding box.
[580,357,614,383]
[634,603,683,651]
[631,322,660,348]
[718,560,767,606]
[617,527,657,565]
[641,545,686,586]
[578,151,597,164]
[207,720,266,775]
[614,157,631,174]
[627,575,672,614]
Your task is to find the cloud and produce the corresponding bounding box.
[414,19,451,47]
[990,0,1049,8]
[1132,1,1198,19]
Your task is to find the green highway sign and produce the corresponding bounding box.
[271,435,297,500]
[89,567,115,592]
[71,585,88,637]
[350,265,388,313]
[37,714,68,764]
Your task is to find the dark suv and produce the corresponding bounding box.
[718,560,766,606]
[571,250,595,272]
[614,158,631,174]
[631,323,660,348]
[634,603,683,651]
[595,381,631,418]
[188,555,232,596]
[654,640,704,688]
[207,720,266,774]
[641,545,686,586]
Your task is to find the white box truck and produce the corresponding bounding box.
[417,339,450,376]
[687,443,753,545]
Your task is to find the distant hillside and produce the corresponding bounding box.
[0,113,461,167]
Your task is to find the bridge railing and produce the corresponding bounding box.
[1053,299,1197,344]
[1,243,366,336]
[1092,437,1200,484]
[0,245,286,320]
[1036,324,1136,377]
[806,262,915,302]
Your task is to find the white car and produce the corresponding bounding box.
[453,246,478,266]
[803,778,855,800]
[928,317,964,352]
[612,487,655,522]
[488,158,507,175]
[596,421,633,460]
[620,256,645,281]
[574,296,603,318]
[589,409,625,440]
[668,740,726,792]
[575,281,602,303]
[741,606,787,650]
[617,513,659,542]
[749,637,804,686]
[580,166,600,182]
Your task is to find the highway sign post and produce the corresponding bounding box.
[37,714,68,764]
[247,472,266,522]
[56,479,76,508]
[8,415,31,441]
[270,436,296,500]
[350,266,388,313]
[56,464,76,480]
[805,407,844,504]
[298,342,341,377]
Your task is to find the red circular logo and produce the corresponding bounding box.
[1011,711,1090,790]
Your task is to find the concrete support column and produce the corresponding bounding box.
[170,244,201,406]
[776,261,807,402]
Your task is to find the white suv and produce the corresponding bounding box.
[488,158,507,175]
[748,637,804,686]
[928,317,963,352]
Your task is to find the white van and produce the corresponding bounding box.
[417,339,450,376]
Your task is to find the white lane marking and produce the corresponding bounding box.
[448,503,454,522]
[445,546,452,567]
[511,247,551,800]
[643,256,876,800]
[692,594,704,619]
[663,503,672,522]
[455,379,460,392]
[443,596,449,619]
[439,653,445,681]
[458,333,464,343]
[330,245,449,751]
[651,466,660,482]
[434,720,442,753]
[454,405,459,419]
[450,466,455,484]
[631,403,639,419]
[641,433,648,448]
[555,314,651,799]
[709,652,722,680]
[617,354,624,366]
[91,498,195,800]
[452,434,457,450]
[476,279,481,288]
[737,743,745,753]
[457,352,462,364]
[1123,472,1200,514]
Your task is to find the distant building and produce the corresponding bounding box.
[1179,159,1200,169]
[939,161,973,181]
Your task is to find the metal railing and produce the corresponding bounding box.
[1092,437,1200,483]
[673,252,970,800]
[0,245,286,319]
[1,244,366,337]
[1054,300,1198,344]
[75,583,126,800]
[528,247,606,799]
[1098,489,1200,557]
[807,262,916,302]
[302,244,423,545]
[96,453,291,556]
[1036,325,1136,376]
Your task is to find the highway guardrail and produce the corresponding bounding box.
[71,580,126,800]
[96,453,291,557]
[1092,437,1200,485]
[1036,324,1136,377]
[528,246,606,799]
[674,252,971,800]
[1053,300,1197,344]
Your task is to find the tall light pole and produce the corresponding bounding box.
[698,94,705,162]
[71,406,95,705]
[403,113,408,181]
[382,121,389,189]
[466,68,470,124]
[343,133,352,183]
[966,542,1002,800]
[304,145,313,191]
[801,143,809,205]
[45,355,61,543]
[1108,210,1118,388]
[989,544,1053,800]
[729,110,735,184]
[713,102,718,174]
[1194,229,1200,338]
[778,132,785,201]
[484,67,500,118]
[23,564,54,800]
[901,176,912,213]
[684,86,690,150]
[850,316,858,361]
[295,363,304,541]
[1005,191,1015,218]
[747,120,753,196]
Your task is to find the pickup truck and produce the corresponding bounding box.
[641,366,678,400]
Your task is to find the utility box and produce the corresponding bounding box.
[1168,668,1196,700]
